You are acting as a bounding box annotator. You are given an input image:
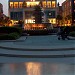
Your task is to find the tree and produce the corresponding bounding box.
[0,17,3,25]
[0,16,12,26]
[65,15,72,25]
[4,17,12,26]
[56,15,63,26]
[67,15,72,20]
[23,1,27,8]
[18,20,24,28]
[39,1,43,7]
[33,5,44,23]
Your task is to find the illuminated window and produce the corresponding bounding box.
[42,1,46,7]
[52,1,56,8]
[26,2,39,7]
[30,0,35,1]
[49,18,56,24]
[47,1,51,8]
[70,1,71,6]
[14,2,18,8]
[10,2,13,8]
[33,0,35,1]
[19,2,23,8]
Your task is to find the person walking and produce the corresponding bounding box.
[63,26,70,40]
[57,26,69,40]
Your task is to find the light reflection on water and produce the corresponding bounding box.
[0,62,75,75]
[25,62,41,75]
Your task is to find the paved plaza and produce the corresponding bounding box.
[0,35,75,63]
[0,35,75,49]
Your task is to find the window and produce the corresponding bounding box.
[14,2,18,8]
[42,1,51,8]
[52,1,56,8]
[42,1,46,7]
[70,1,71,6]
[10,12,23,20]
[19,2,23,8]
[49,18,56,24]
[10,2,13,8]
[47,1,51,8]
[26,2,39,7]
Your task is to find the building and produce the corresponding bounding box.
[9,0,57,27]
[56,3,63,26]
[62,0,72,26]
[0,3,3,25]
[57,3,62,16]
[71,0,75,25]
[62,0,75,26]
[0,3,3,18]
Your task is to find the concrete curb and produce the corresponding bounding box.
[0,53,75,58]
[0,36,27,42]
[0,39,27,42]
[0,45,75,51]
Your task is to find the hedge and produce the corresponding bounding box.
[23,29,58,35]
[0,32,20,40]
[0,26,22,35]
[69,31,75,37]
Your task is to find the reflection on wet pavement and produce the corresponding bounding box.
[0,62,75,75]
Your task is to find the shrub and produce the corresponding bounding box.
[58,26,75,34]
[9,32,20,39]
[70,26,75,32]
[0,26,22,35]
[23,29,58,35]
[69,31,75,37]
[0,32,20,40]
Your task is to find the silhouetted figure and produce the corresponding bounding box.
[57,26,69,40]
[63,26,70,39]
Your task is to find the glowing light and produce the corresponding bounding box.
[49,18,56,24]
[39,24,43,27]
[26,2,39,6]
[25,19,35,23]
[25,62,41,75]
[32,24,36,27]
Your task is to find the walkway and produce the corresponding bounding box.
[0,35,75,50]
[0,35,75,63]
